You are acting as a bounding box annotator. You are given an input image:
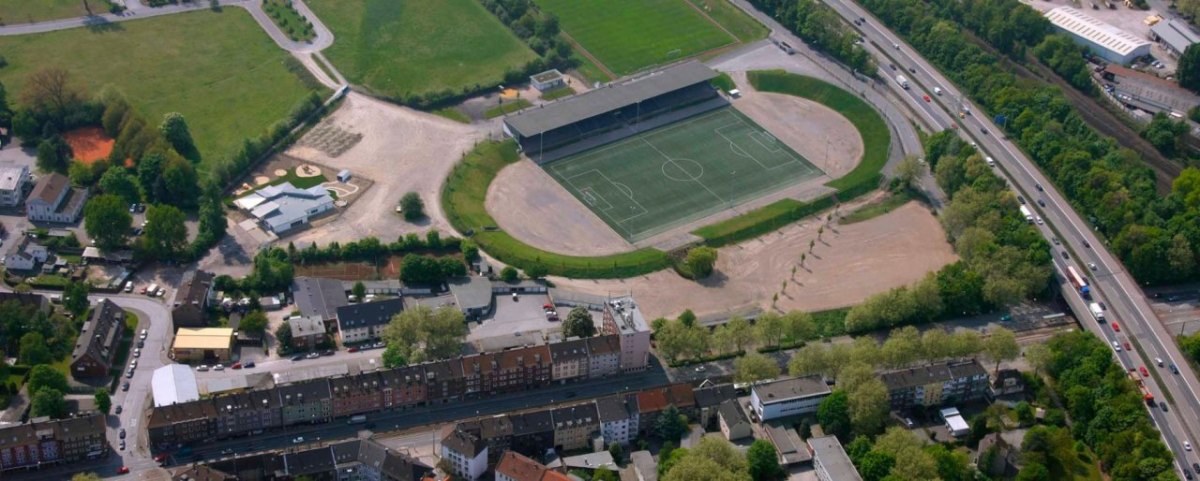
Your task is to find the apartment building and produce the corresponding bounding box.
[878,360,989,411]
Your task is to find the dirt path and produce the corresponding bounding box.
[487,160,634,256]
[552,201,957,320]
[730,71,863,178]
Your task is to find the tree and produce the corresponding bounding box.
[755,313,786,348]
[725,316,755,352]
[137,152,165,203]
[873,427,938,481]
[563,306,596,338]
[36,137,71,173]
[84,195,131,250]
[240,310,268,334]
[499,266,519,282]
[895,155,923,190]
[733,352,781,384]
[382,305,468,363]
[1014,401,1035,427]
[94,388,111,414]
[983,327,1020,374]
[20,67,85,115]
[524,264,548,280]
[141,204,188,260]
[608,441,625,465]
[352,281,366,301]
[460,239,479,261]
[685,247,718,278]
[18,332,52,365]
[160,156,200,207]
[592,468,619,481]
[159,112,195,155]
[1179,43,1200,93]
[747,439,784,481]
[816,390,851,440]
[97,167,140,205]
[27,365,68,395]
[858,451,897,481]
[654,404,689,442]
[31,388,66,418]
[382,343,407,368]
[400,192,424,221]
[71,473,103,481]
[274,322,293,352]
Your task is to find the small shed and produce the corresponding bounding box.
[530,69,565,92]
[337,169,352,182]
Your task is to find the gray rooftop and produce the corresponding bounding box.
[0,164,26,192]
[503,61,718,137]
[809,435,862,481]
[718,400,749,429]
[292,277,348,321]
[1152,20,1200,52]
[336,298,404,330]
[447,276,492,310]
[764,422,811,465]
[753,376,830,404]
[879,359,986,391]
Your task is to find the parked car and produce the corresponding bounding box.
[293,437,305,444]
[117,467,130,474]
[213,364,224,371]
[115,405,122,415]
[348,347,360,353]
[124,282,133,293]
[137,340,144,348]
[119,429,126,439]
[306,352,320,359]
[196,365,209,372]
[291,354,305,362]
[154,454,168,463]
[322,350,335,356]
[244,361,255,369]
[231,362,242,370]
[121,382,129,392]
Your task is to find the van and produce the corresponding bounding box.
[934,87,943,95]
[986,157,995,167]
[124,281,133,293]
[146,283,159,296]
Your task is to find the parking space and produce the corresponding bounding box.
[467,292,564,341]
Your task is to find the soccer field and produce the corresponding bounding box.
[544,108,822,242]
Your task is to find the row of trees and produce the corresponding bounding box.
[748,0,876,75]
[859,0,1200,286]
[788,325,1019,380]
[1038,331,1175,480]
[651,310,821,363]
[844,428,976,481]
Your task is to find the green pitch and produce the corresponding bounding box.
[536,0,735,75]
[544,108,822,242]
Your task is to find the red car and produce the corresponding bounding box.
[1140,366,1150,377]
[348,347,360,353]
[117,466,130,474]
[1111,322,1120,332]
[923,95,932,102]
[1124,342,1131,351]
[154,453,168,463]
[231,362,242,370]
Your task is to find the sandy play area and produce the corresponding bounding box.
[282,93,491,246]
[552,201,957,320]
[487,160,633,256]
[63,126,115,164]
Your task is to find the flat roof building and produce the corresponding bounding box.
[152,364,201,407]
[1045,7,1151,64]
[172,327,234,363]
[750,376,831,421]
[1151,19,1200,57]
[235,182,334,234]
[809,435,862,481]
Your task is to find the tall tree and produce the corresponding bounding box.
[848,379,890,437]
[94,388,111,414]
[31,388,67,418]
[816,390,852,440]
[18,332,51,365]
[733,352,781,384]
[563,306,596,338]
[36,137,71,173]
[239,310,268,334]
[97,168,141,205]
[382,305,467,363]
[141,204,188,260]
[400,192,424,221]
[724,316,756,352]
[160,156,199,207]
[20,67,85,116]
[63,281,89,316]
[747,439,784,481]
[159,112,195,155]
[84,194,132,249]
[983,327,1020,374]
[653,404,689,442]
[684,247,718,279]
[27,365,68,395]
[1179,43,1200,93]
[755,313,786,348]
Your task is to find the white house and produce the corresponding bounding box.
[941,407,970,437]
[3,237,48,271]
[750,376,831,421]
[440,429,487,480]
[334,298,403,344]
[0,164,30,207]
[530,69,566,92]
[234,182,333,234]
[597,394,638,446]
[718,400,752,441]
[27,172,88,223]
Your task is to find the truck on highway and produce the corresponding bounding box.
[1067,266,1091,298]
[348,415,367,424]
[1128,369,1155,404]
[896,75,909,89]
[1019,205,1033,223]
[1089,302,1105,321]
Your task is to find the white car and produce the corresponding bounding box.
[128,360,137,369]
[124,282,133,293]
[132,349,140,358]
[1186,441,1192,451]
[293,436,305,444]
[1113,341,1122,352]
[213,364,225,371]
[196,365,209,372]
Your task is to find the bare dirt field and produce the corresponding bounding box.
[282,93,491,246]
[487,160,633,256]
[552,201,957,320]
[63,126,115,164]
[730,71,862,179]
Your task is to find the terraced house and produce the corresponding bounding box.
[380,364,427,408]
[331,371,385,418]
[552,403,600,451]
[549,338,589,383]
[149,401,218,450]
[0,415,107,472]
[278,378,333,425]
[69,299,124,379]
[878,359,990,410]
[212,389,282,438]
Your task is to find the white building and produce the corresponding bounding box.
[440,429,487,480]
[3,237,47,271]
[1044,6,1151,64]
[809,435,863,481]
[602,297,652,373]
[530,69,566,92]
[596,394,638,446]
[1151,19,1200,57]
[750,376,831,421]
[26,172,88,223]
[0,164,29,207]
[334,298,403,344]
[151,364,200,407]
[234,182,333,234]
[941,407,970,437]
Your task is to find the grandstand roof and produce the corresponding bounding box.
[504,61,718,137]
[1044,7,1150,58]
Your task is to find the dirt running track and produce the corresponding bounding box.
[551,201,957,320]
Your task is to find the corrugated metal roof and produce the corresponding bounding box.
[1045,7,1150,56]
[1151,19,1200,52]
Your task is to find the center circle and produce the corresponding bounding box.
[661,158,704,182]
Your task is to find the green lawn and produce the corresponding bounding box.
[264,0,315,42]
[308,0,538,98]
[840,191,915,224]
[0,9,324,172]
[540,86,576,101]
[0,0,98,25]
[685,0,769,42]
[484,99,532,119]
[537,0,736,75]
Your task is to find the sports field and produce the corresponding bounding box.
[308,0,537,97]
[537,0,736,75]
[0,9,323,171]
[544,108,822,242]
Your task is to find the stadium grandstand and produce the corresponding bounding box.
[502,61,728,163]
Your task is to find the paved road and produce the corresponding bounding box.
[818,0,1200,475]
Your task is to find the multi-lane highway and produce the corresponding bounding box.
[811,0,1200,475]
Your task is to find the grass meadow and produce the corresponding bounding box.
[0,9,323,171]
[308,0,537,98]
[537,0,737,75]
[0,0,98,25]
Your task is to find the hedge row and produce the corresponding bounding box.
[441,141,671,278]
